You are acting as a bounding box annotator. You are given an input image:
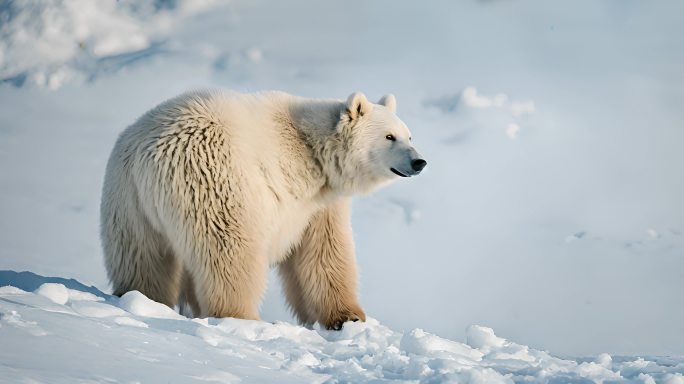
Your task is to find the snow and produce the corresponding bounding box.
[2,276,683,383]
[34,282,69,305]
[509,100,536,117]
[118,290,185,320]
[505,123,520,140]
[0,285,28,295]
[665,375,684,384]
[461,87,508,109]
[0,0,219,89]
[1,0,684,381]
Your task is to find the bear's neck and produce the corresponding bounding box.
[287,98,344,139]
[285,99,345,195]
[287,98,383,197]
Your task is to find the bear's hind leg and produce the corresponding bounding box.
[178,230,268,320]
[102,199,182,308]
[178,268,201,318]
[278,253,316,327]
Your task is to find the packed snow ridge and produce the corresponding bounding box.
[1,273,682,383]
[0,0,219,89]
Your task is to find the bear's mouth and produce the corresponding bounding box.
[390,168,409,177]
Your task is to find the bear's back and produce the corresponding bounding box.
[112,90,331,264]
[118,90,306,169]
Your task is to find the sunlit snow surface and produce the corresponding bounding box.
[2,273,683,383]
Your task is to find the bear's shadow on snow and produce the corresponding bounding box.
[0,270,108,299]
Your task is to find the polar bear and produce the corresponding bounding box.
[101,90,426,329]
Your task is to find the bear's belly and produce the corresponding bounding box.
[264,200,322,265]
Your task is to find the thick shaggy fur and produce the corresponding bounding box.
[101,90,420,329]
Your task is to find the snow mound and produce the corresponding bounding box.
[2,274,683,383]
[0,285,27,295]
[467,325,507,353]
[118,290,184,320]
[34,282,69,305]
[0,0,219,89]
[401,328,483,362]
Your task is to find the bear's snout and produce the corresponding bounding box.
[411,159,427,173]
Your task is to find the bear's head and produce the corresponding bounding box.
[330,92,426,194]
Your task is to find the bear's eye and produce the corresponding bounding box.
[385,134,396,141]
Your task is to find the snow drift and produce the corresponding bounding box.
[1,271,683,383]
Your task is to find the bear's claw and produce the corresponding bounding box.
[324,309,365,330]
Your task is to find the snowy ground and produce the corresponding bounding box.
[2,271,684,383]
[1,0,684,382]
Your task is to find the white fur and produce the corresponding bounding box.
[101,90,424,327]
[378,94,396,113]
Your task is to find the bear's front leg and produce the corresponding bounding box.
[278,199,366,330]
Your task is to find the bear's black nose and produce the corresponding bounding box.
[411,159,427,172]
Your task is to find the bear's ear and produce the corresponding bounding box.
[378,94,396,113]
[345,92,373,121]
